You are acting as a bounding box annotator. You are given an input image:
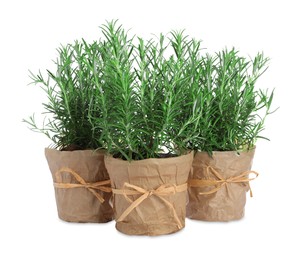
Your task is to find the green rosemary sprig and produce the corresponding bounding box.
[24,40,103,150]
[188,49,276,153]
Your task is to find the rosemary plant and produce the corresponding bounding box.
[25,20,275,157]
[24,40,104,150]
[91,22,203,160]
[188,48,276,153]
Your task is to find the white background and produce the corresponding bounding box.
[0,0,297,259]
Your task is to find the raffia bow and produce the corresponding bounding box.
[54,167,112,203]
[188,166,259,197]
[112,182,188,229]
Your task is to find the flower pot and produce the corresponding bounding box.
[105,151,193,236]
[187,149,258,221]
[45,148,113,223]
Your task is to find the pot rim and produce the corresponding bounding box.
[194,146,256,156]
[44,147,105,155]
[105,150,194,165]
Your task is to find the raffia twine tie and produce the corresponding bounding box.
[112,182,188,229]
[188,166,259,197]
[54,167,112,203]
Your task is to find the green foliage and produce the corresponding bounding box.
[24,20,276,156]
[187,49,276,153]
[23,40,104,150]
[93,21,140,159]
[91,21,202,160]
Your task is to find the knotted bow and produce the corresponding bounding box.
[188,166,259,197]
[54,167,112,203]
[112,182,188,229]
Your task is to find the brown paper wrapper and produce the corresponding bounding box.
[187,149,255,221]
[105,151,193,236]
[45,148,113,223]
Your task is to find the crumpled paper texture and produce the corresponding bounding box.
[187,149,255,221]
[45,148,113,223]
[105,152,193,236]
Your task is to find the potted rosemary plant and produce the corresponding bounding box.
[24,40,113,223]
[92,22,201,235]
[187,49,276,221]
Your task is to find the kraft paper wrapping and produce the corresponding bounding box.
[45,148,113,223]
[105,151,194,236]
[187,149,255,221]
